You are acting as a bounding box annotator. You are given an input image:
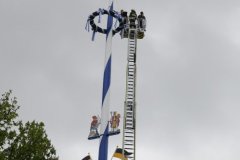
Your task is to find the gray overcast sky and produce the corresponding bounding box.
[1,0,240,160]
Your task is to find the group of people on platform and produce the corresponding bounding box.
[120,9,146,31]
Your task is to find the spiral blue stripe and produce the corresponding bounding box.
[102,55,111,105]
[106,3,113,38]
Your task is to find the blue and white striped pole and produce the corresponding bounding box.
[99,1,114,160]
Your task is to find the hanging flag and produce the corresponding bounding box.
[82,155,92,160]
[112,148,132,160]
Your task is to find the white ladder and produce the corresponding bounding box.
[122,28,137,160]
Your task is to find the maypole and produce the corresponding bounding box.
[85,0,124,160]
[99,1,114,160]
[84,1,146,160]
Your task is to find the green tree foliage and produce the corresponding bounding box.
[0,90,19,159]
[0,91,58,160]
[6,121,58,160]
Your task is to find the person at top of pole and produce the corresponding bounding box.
[129,9,137,28]
[138,11,146,31]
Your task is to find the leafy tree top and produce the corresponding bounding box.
[0,91,58,160]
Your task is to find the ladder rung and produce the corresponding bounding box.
[127,156,134,158]
[125,135,134,137]
[125,128,134,131]
[128,65,135,67]
[126,116,133,119]
[125,133,133,135]
[127,101,133,104]
[124,144,133,146]
[128,69,134,72]
[125,139,134,142]
[124,133,133,135]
